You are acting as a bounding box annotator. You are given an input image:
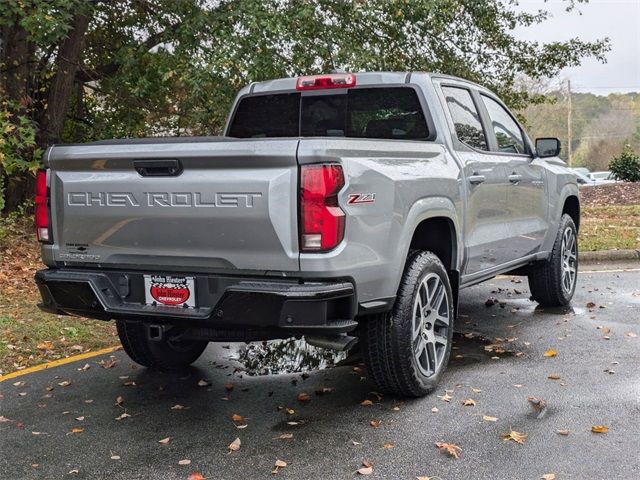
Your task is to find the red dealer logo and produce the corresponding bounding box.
[150,285,190,306]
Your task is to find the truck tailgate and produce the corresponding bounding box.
[45,139,300,273]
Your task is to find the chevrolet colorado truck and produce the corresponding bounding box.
[35,72,579,397]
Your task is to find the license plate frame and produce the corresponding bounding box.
[144,274,196,308]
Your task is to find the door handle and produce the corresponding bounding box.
[134,159,183,177]
[508,173,523,183]
[468,174,486,185]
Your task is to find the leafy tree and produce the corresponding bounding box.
[1,0,610,211]
[609,145,640,182]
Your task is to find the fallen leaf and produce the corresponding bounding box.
[438,393,452,402]
[431,407,438,413]
[69,428,83,435]
[557,429,570,436]
[37,341,54,350]
[171,404,186,410]
[285,408,295,415]
[197,379,210,387]
[228,437,241,453]
[231,414,244,423]
[274,433,293,440]
[351,440,362,446]
[541,474,556,480]
[370,419,381,428]
[591,425,609,433]
[178,459,191,466]
[501,430,527,444]
[463,399,476,406]
[69,469,79,474]
[482,415,498,422]
[360,399,374,406]
[547,374,561,380]
[527,396,548,418]
[0,416,11,423]
[383,442,394,449]
[357,460,373,475]
[315,387,334,395]
[75,416,85,421]
[224,383,234,391]
[115,396,124,406]
[435,442,462,459]
[187,473,205,480]
[626,332,637,338]
[471,387,482,393]
[297,392,311,402]
[543,349,557,358]
[272,459,288,474]
[158,437,172,445]
[115,412,130,421]
[99,358,117,369]
[586,302,596,309]
[58,380,71,387]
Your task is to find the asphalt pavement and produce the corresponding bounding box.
[1,263,639,480]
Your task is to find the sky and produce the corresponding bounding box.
[513,0,640,94]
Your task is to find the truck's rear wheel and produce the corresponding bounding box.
[116,321,207,371]
[361,251,454,397]
[528,214,578,307]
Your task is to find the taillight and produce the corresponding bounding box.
[35,169,51,243]
[296,73,356,90]
[300,164,345,252]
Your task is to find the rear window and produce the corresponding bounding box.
[228,87,429,140]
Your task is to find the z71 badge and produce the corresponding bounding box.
[347,193,376,204]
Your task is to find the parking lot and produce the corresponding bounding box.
[1,264,639,480]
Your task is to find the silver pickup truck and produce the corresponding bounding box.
[35,72,579,397]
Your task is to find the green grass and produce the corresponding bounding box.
[0,293,117,375]
[579,205,640,251]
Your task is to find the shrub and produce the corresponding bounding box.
[609,145,640,182]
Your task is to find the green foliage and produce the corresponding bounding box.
[0,0,612,211]
[609,145,640,182]
[0,105,42,212]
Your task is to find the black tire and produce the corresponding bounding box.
[361,251,455,397]
[116,320,207,371]
[528,214,578,307]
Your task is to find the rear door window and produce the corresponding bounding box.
[441,86,488,151]
[229,88,429,140]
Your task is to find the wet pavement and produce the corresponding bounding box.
[1,264,639,479]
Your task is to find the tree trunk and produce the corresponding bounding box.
[38,12,91,148]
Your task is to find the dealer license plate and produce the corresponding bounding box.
[144,274,196,308]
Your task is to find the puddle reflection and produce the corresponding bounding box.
[233,338,348,376]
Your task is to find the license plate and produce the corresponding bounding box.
[144,274,196,308]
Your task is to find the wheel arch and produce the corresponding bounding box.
[392,197,462,306]
[562,195,580,232]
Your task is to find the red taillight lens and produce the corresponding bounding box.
[296,73,356,90]
[300,164,345,252]
[35,169,51,242]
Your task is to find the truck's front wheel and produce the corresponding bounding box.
[528,214,578,307]
[361,251,454,397]
[116,321,207,371]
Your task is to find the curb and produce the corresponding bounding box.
[579,249,640,263]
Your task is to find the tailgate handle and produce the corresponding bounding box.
[134,159,182,177]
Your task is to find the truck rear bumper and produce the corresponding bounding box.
[35,269,357,338]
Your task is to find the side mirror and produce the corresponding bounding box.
[535,137,561,158]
